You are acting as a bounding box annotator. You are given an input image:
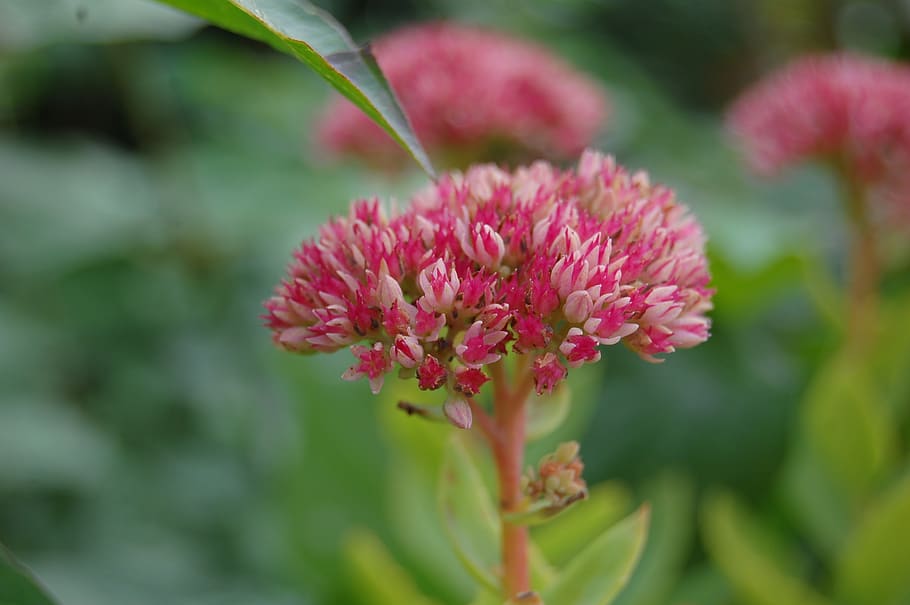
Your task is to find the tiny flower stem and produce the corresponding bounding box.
[467,398,500,444]
[838,159,880,351]
[484,364,536,599]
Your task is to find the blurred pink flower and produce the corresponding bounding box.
[728,53,910,211]
[317,22,608,168]
[265,151,712,398]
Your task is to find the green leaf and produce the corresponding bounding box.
[539,505,650,605]
[780,441,852,557]
[343,529,443,605]
[835,474,910,605]
[666,564,736,605]
[526,384,572,441]
[804,353,896,504]
[533,482,632,567]
[612,474,694,605]
[0,0,201,50]
[438,434,501,592]
[0,543,58,605]
[153,0,435,176]
[701,491,832,605]
[385,457,476,605]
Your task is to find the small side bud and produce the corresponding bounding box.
[443,398,473,430]
[555,441,580,464]
[510,441,587,524]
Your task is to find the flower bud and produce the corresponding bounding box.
[443,398,473,429]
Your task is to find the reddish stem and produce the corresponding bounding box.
[840,161,880,351]
[484,361,536,599]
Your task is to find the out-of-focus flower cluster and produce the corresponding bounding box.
[317,22,608,168]
[728,53,910,212]
[265,151,712,399]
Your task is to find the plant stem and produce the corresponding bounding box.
[840,162,880,351]
[487,362,535,599]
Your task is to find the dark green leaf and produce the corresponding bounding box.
[153,0,435,176]
[0,543,58,605]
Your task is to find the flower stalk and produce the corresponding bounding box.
[840,161,880,352]
[490,365,535,597]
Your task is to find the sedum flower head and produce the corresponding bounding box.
[265,151,712,397]
[728,53,910,209]
[317,22,608,168]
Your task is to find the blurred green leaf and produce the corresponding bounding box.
[835,474,910,605]
[526,384,572,442]
[438,434,501,592]
[0,543,58,605]
[702,491,832,605]
[153,0,435,176]
[533,482,632,567]
[780,442,852,558]
[666,564,736,605]
[539,505,649,605]
[0,399,114,490]
[873,295,910,420]
[343,529,442,605]
[804,353,896,504]
[612,474,694,605]
[0,0,200,50]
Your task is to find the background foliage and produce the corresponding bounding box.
[1,0,909,604]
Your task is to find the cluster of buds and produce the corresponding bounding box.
[521,441,588,512]
[317,22,608,168]
[264,150,713,409]
[728,53,910,217]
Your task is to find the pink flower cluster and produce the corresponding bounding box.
[265,151,712,398]
[317,22,607,167]
[728,53,910,209]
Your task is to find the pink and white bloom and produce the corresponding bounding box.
[728,53,910,216]
[317,22,608,168]
[265,150,713,397]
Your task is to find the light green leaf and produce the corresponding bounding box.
[539,505,649,605]
[612,474,694,605]
[702,491,832,605]
[468,593,501,605]
[526,384,572,442]
[0,543,58,605]
[343,530,443,605]
[438,434,501,592]
[385,457,476,605]
[804,353,896,504]
[533,482,632,567]
[154,0,435,176]
[835,474,910,605]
